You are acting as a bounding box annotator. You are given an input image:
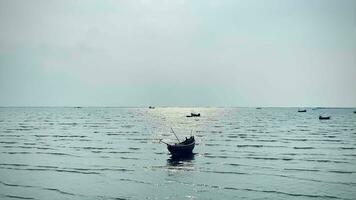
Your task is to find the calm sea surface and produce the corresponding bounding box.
[0,107,355,200]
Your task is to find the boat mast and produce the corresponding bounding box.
[171,128,180,143]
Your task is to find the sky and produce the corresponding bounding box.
[0,0,355,107]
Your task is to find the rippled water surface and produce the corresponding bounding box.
[0,107,356,200]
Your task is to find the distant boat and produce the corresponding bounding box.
[186,113,200,117]
[256,107,262,109]
[75,107,82,109]
[149,106,155,109]
[319,115,330,120]
[167,136,195,157]
[354,111,356,114]
[298,109,307,112]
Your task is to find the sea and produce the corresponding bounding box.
[0,107,355,200]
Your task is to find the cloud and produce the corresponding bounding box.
[0,0,355,106]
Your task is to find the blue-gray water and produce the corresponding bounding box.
[0,107,355,200]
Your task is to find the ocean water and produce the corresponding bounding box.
[0,107,355,200]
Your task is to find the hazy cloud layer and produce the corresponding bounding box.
[0,0,355,106]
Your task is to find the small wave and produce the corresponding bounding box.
[44,188,75,196]
[4,195,36,200]
[35,152,79,157]
[3,151,32,154]
[72,146,113,150]
[64,167,133,172]
[119,156,139,160]
[119,178,150,185]
[0,167,101,174]
[0,141,17,144]
[204,155,232,159]
[0,180,76,197]
[284,168,320,172]
[312,139,342,142]
[246,129,258,132]
[0,163,29,167]
[328,170,354,174]
[285,138,308,141]
[0,134,22,137]
[203,170,248,175]
[223,187,343,199]
[107,151,132,154]
[210,130,222,133]
[126,138,149,141]
[96,195,128,200]
[256,139,277,142]
[225,163,241,167]
[34,134,86,138]
[237,144,263,148]
[245,156,279,160]
[342,154,356,157]
[340,147,355,150]
[293,147,314,149]
[299,129,310,132]
[106,133,125,136]
[6,128,33,131]
[23,143,36,145]
[205,143,221,146]
[303,159,349,164]
[58,122,78,126]
[35,165,58,169]
[281,153,297,155]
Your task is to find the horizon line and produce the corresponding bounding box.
[0,106,355,109]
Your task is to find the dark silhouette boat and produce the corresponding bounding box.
[298,109,307,112]
[160,128,195,157]
[149,106,155,109]
[186,113,200,117]
[319,115,330,120]
[354,111,356,114]
[167,136,195,157]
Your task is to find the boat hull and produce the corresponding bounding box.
[167,142,195,157]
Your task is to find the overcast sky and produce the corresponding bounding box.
[0,0,355,107]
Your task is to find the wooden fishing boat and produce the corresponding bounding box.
[167,136,195,157]
[186,113,200,117]
[160,128,195,157]
[319,115,330,120]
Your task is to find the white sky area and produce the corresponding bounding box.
[0,0,355,107]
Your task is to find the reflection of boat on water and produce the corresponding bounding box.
[298,109,307,112]
[319,115,330,120]
[167,153,195,166]
[186,113,200,117]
